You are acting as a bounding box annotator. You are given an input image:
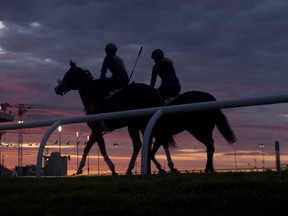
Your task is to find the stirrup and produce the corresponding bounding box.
[164,97,175,105]
[163,94,180,105]
[108,89,120,96]
[106,86,125,99]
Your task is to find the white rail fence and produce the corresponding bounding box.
[1,94,288,177]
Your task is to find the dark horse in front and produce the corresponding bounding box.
[55,61,162,175]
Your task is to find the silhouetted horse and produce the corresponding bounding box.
[55,61,163,175]
[150,91,237,173]
[55,61,236,174]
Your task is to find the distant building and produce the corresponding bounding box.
[0,165,17,177]
[0,112,14,122]
[43,152,68,176]
[15,164,38,176]
[25,164,37,176]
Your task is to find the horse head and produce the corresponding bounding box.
[55,61,94,95]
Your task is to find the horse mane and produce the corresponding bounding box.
[75,66,94,81]
[82,69,94,80]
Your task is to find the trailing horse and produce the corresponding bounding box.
[151,91,237,173]
[54,61,163,175]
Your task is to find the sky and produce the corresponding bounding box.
[1,0,288,174]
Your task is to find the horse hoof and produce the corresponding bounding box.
[112,171,118,176]
[76,169,83,175]
[126,171,133,175]
[171,168,180,174]
[158,169,167,174]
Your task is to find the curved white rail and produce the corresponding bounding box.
[1,94,288,177]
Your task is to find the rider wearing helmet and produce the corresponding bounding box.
[150,49,181,102]
[100,43,129,87]
[92,43,129,112]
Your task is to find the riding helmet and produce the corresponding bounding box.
[151,49,164,59]
[105,43,117,55]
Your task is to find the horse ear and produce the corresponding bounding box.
[70,60,76,68]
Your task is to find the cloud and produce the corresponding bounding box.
[1,0,288,104]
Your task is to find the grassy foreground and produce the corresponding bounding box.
[1,172,288,216]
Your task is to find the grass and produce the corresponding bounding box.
[1,172,288,216]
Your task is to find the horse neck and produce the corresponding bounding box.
[78,85,93,112]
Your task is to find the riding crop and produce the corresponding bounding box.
[128,46,143,83]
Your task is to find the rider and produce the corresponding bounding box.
[150,49,181,102]
[100,43,129,89]
[92,43,129,111]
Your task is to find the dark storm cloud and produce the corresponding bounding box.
[1,0,288,110]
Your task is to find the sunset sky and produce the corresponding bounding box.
[1,0,288,174]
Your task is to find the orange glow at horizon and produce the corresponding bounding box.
[1,105,288,175]
[1,131,288,176]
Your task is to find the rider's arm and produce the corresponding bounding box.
[100,56,110,79]
[150,67,157,88]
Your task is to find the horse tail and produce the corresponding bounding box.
[167,134,176,148]
[154,116,176,148]
[216,110,237,144]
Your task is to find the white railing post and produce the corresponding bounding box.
[36,120,62,177]
[141,109,164,175]
[1,94,288,177]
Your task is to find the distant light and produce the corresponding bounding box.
[58,126,62,132]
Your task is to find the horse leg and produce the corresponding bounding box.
[77,129,117,176]
[95,130,117,176]
[151,137,179,174]
[205,142,215,173]
[187,127,215,173]
[150,138,165,173]
[126,127,142,175]
[191,129,215,173]
[76,131,96,175]
[164,147,180,173]
[202,136,215,173]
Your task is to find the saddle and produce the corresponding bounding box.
[105,82,135,99]
[163,95,179,105]
[105,86,125,99]
[107,88,122,97]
